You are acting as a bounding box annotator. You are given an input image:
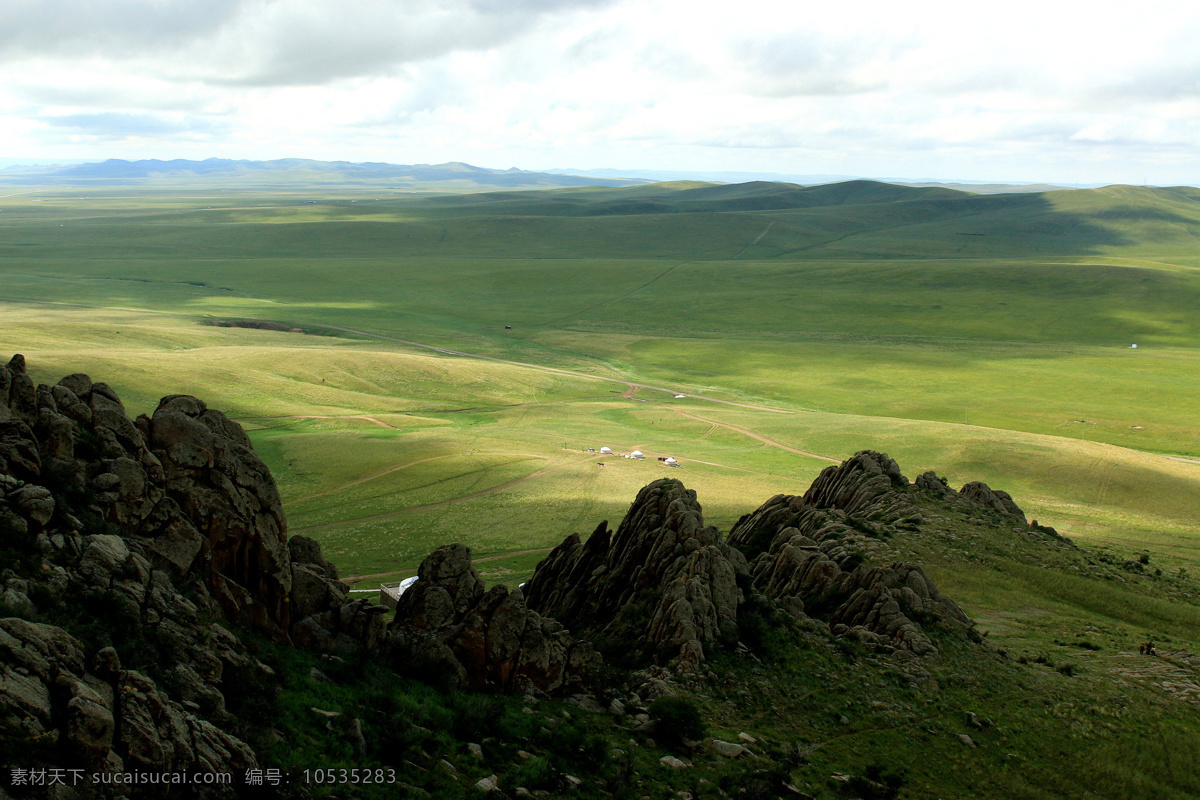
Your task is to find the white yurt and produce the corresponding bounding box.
[664,457,677,466]
[630,450,645,460]
[600,446,613,454]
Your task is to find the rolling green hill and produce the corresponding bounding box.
[4,179,1199,459]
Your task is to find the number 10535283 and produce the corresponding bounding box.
[303,768,396,784]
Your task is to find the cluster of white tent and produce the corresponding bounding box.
[595,446,677,466]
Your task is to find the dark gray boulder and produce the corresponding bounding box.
[386,543,598,695]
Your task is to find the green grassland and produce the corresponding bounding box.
[5,177,1200,795]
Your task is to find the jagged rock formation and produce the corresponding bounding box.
[958,481,1026,521]
[724,454,1061,656]
[0,354,381,643]
[0,354,387,785]
[724,452,970,656]
[803,450,923,526]
[2,353,293,632]
[915,470,1026,521]
[827,562,971,655]
[386,543,599,695]
[141,393,292,632]
[523,480,748,666]
[513,451,994,666]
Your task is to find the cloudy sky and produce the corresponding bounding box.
[2,0,1199,184]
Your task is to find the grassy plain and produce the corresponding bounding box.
[3,179,1200,584]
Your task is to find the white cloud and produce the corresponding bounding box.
[2,0,1200,184]
[0,0,244,58]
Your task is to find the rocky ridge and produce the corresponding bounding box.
[382,450,1043,688]
[506,451,975,667]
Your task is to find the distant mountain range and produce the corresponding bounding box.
[0,157,1106,193]
[0,158,651,189]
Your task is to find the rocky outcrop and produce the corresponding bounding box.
[0,354,292,632]
[727,494,853,561]
[734,513,969,654]
[959,481,1026,521]
[289,535,388,654]
[386,544,598,695]
[914,470,1027,522]
[915,470,956,498]
[828,562,971,656]
[728,451,923,562]
[723,452,971,655]
[0,354,384,648]
[0,617,256,776]
[0,477,267,776]
[140,394,292,632]
[802,450,922,526]
[524,479,747,666]
[513,464,973,666]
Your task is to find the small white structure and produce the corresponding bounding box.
[379,575,419,609]
[1131,344,1138,348]
[664,457,677,466]
[600,446,613,455]
[630,450,645,460]
[675,394,686,399]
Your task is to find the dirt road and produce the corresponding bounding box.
[669,408,840,463]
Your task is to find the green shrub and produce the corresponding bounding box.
[846,762,905,799]
[649,696,705,747]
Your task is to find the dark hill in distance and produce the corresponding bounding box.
[375,179,1200,262]
[406,178,969,217]
[548,167,1089,194]
[0,157,652,190]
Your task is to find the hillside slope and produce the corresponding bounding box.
[3,355,1199,799]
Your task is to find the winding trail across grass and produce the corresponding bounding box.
[669,408,841,463]
[288,453,462,505]
[240,413,399,429]
[307,323,792,414]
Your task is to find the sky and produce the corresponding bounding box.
[2,0,1199,185]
